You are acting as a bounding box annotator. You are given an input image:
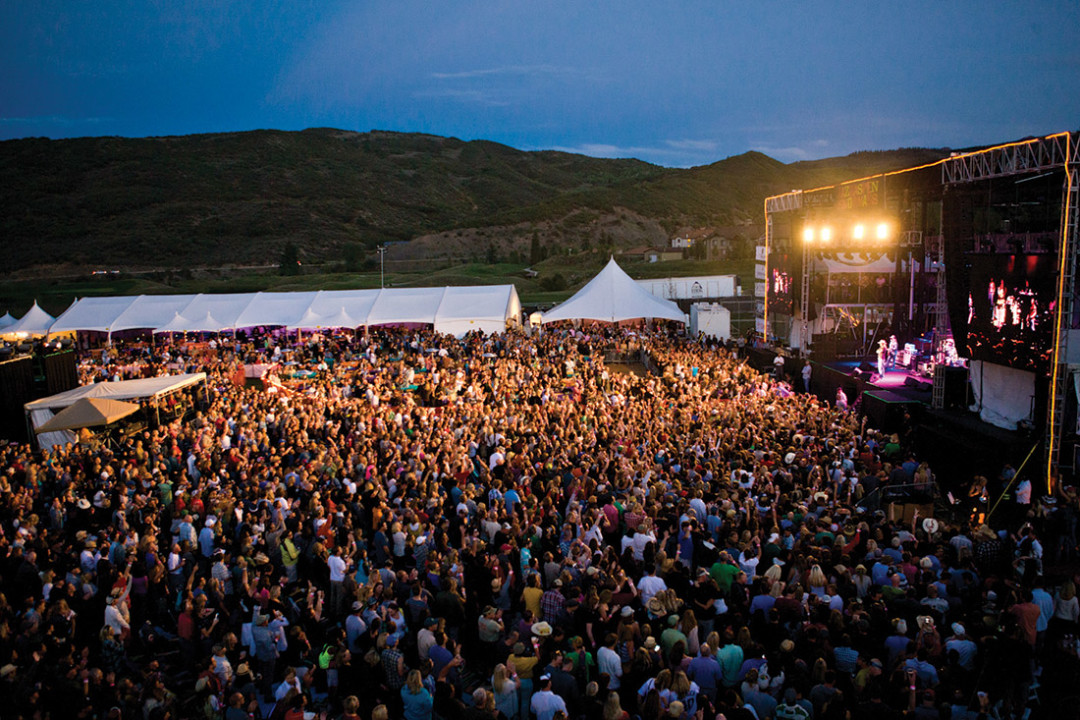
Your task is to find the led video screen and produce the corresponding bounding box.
[767,252,794,315]
[965,253,1057,372]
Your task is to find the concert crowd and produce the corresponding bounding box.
[0,325,1077,720]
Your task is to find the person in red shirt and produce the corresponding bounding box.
[1009,589,1040,648]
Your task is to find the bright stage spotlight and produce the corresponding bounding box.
[820,227,832,243]
[852,224,865,241]
[876,222,889,240]
[803,227,814,243]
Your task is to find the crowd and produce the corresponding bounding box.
[0,324,1077,720]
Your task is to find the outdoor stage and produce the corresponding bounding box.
[805,357,1034,487]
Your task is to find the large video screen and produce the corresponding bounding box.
[767,252,795,315]
[965,253,1057,372]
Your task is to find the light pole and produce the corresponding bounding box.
[377,245,386,288]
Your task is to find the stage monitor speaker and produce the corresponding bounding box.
[859,361,876,372]
[903,377,921,388]
[0,357,34,443]
[942,367,970,409]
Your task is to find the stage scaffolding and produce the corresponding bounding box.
[941,132,1079,489]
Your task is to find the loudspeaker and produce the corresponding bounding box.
[903,377,921,388]
[859,361,876,372]
[942,367,970,409]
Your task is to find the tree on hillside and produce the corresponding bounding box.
[280,242,301,276]
[529,232,542,264]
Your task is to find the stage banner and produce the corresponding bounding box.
[814,250,897,274]
[755,245,768,262]
[755,282,766,298]
[754,264,767,280]
[836,178,882,210]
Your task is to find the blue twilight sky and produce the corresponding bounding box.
[1,1,1077,168]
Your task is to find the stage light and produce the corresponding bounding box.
[876,223,889,240]
[853,224,865,240]
[803,228,814,243]
[820,227,832,243]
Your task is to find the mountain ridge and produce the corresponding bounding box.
[0,128,950,274]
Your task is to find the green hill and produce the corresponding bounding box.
[0,128,948,275]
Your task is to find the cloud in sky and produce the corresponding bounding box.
[1,1,1078,166]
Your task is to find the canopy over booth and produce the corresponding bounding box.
[25,373,207,413]
[541,258,686,324]
[34,397,141,434]
[49,286,522,337]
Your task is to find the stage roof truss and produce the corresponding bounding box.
[766,192,803,214]
[942,133,1076,184]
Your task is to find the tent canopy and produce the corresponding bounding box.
[34,397,140,433]
[4,302,55,336]
[0,312,15,330]
[49,286,521,337]
[541,258,685,324]
[24,373,206,412]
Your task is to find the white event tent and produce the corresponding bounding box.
[48,286,521,337]
[541,258,686,324]
[3,302,56,337]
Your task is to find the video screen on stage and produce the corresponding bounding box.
[767,252,794,315]
[965,253,1057,372]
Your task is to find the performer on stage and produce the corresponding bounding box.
[887,335,898,369]
[968,476,989,526]
[876,339,887,378]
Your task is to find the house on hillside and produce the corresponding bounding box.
[622,246,683,263]
[673,225,765,260]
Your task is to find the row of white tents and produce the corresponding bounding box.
[3,259,685,339]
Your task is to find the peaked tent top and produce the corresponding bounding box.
[34,397,140,433]
[540,258,685,324]
[3,302,55,336]
[0,312,14,330]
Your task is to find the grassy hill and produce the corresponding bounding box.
[0,128,950,313]
[0,129,948,270]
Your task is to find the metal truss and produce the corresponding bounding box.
[943,133,1077,184]
[766,192,802,214]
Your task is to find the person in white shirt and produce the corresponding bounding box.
[597,634,623,689]
[631,525,656,562]
[638,567,668,607]
[530,675,568,720]
[328,547,349,616]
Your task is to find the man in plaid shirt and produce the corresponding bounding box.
[540,579,566,624]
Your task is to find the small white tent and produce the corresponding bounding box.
[541,258,685,324]
[0,312,17,331]
[4,302,55,336]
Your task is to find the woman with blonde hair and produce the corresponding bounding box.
[681,609,700,656]
[807,563,828,598]
[663,670,700,718]
[401,668,433,720]
[492,663,520,720]
[763,562,783,586]
[1054,581,1079,630]
[852,565,872,598]
[602,691,630,720]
